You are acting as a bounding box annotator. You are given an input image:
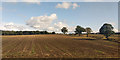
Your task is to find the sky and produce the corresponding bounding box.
[0,0,119,33]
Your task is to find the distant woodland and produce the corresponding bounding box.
[1,31,56,35]
[1,30,120,35]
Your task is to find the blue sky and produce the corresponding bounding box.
[0,2,118,33]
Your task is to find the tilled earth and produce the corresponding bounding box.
[2,35,119,58]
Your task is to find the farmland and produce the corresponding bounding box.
[2,34,119,58]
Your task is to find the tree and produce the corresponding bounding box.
[43,31,48,34]
[86,27,92,37]
[52,32,56,34]
[61,27,68,34]
[99,23,114,40]
[75,25,86,36]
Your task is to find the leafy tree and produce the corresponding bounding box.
[99,23,114,40]
[61,27,68,34]
[36,31,40,34]
[75,25,85,36]
[52,32,56,34]
[43,31,48,34]
[23,31,29,35]
[86,27,92,37]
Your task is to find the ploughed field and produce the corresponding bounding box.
[2,34,119,58]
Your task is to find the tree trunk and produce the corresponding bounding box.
[106,36,109,40]
[87,34,88,37]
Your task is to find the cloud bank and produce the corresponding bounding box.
[1,13,75,33]
[0,22,36,31]
[26,14,75,33]
[26,14,57,30]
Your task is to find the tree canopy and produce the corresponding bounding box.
[99,23,114,39]
[75,25,86,36]
[61,27,68,34]
[86,27,92,37]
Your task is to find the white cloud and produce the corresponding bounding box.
[107,22,118,32]
[56,2,80,9]
[72,3,80,9]
[113,28,118,32]
[0,22,35,31]
[47,27,55,32]
[56,2,72,9]
[28,20,75,33]
[1,13,75,33]
[54,22,68,29]
[4,22,25,31]
[47,22,75,33]
[26,13,57,30]
[53,22,68,32]
[21,0,40,5]
[0,22,6,30]
[68,26,75,33]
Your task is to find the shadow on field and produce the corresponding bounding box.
[103,39,120,43]
[73,38,96,40]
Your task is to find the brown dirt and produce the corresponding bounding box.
[2,34,119,58]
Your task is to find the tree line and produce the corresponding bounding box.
[2,31,56,35]
[61,23,116,40]
[1,23,119,40]
[61,26,92,36]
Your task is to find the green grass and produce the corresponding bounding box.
[45,45,50,51]
[94,49,105,54]
[32,43,35,54]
